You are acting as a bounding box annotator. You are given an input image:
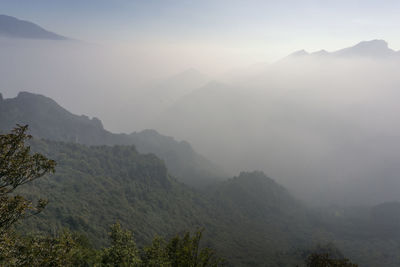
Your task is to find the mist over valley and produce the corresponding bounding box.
[2,4,400,266]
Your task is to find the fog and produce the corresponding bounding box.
[152,50,400,205]
[1,37,268,130]
[2,36,400,205]
[0,38,155,130]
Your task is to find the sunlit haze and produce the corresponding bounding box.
[2,0,400,70]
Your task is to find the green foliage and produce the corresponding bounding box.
[19,142,315,266]
[165,230,223,267]
[0,125,55,232]
[0,127,350,266]
[142,230,224,267]
[0,92,225,188]
[142,236,170,266]
[0,124,365,266]
[0,126,222,266]
[102,222,141,266]
[20,139,210,247]
[0,229,98,266]
[0,226,224,267]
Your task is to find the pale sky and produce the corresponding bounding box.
[2,0,400,69]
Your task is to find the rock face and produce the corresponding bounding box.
[0,14,67,40]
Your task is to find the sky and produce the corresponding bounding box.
[2,0,400,66]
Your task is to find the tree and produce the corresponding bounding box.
[142,235,170,267]
[101,222,142,266]
[166,230,223,267]
[0,125,56,232]
[0,229,98,266]
[0,126,225,266]
[0,125,60,266]
[305,244,358,267]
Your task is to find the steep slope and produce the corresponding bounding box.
[129,129,225,187]
[13,137,400,266]
[0,91,225,187]
[19,143,313,266]
[21,140,210,247]
[0,92,113,144]
[207,172,314,266]
[0,14,67,40]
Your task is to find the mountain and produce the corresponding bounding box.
[22,139,195,246]
[153,68,210,101]
[0,91,225,187]
[221,40,398,84]
[0,14,67,40]
[118,68,210,131]
[155,40,400,206]
[206,171,313,266]
[332,39,396,58]
[287,49,309,58]
[17,141,313,266]
[21,140,400,266]
[129,129,225,187]
[4,92,400,265]
[283,39,398,60]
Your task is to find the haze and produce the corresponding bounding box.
[2,0,400,206]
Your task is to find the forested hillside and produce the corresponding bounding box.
[0,126,224,266]
[0,92,225,187]
[17,139,314,266]
[3,92,400,266]
[20,139,209,245]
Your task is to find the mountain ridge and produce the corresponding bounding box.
[285,39,398,60]
[0,14,68,40]
[0,91,225,187]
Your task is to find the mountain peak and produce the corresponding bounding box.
[311,49,329,56]
[288,49,309,57]
[333,39,395,58]
[0,14,68,40]
[16,91,59,106]
[283,39,397,61]
[354,39,389,49]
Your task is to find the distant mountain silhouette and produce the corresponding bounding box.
[0,14,67,40]
[287,49,309,58]
[146,68,210,107]
[285,39,398,59]
[332,40,396,58]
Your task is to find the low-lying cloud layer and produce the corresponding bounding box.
[152,41,400,205]
[2,37,400,206]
